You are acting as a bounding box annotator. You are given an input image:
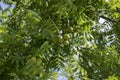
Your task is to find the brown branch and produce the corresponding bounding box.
[100,15,120,24]
[100,15,115,22]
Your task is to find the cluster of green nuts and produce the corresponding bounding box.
[58,34,70,46]
[58,27,73,46]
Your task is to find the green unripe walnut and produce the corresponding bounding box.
[63,34,70,40]
[64,27,73,33]
[31,57,36,63]
[63,40,69,46]
[68,27,73,32]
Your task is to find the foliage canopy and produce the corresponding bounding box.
[0,0,120,80]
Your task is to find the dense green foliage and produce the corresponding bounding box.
[0,0,120,80]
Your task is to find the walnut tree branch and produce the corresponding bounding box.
[100,15,120,24]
